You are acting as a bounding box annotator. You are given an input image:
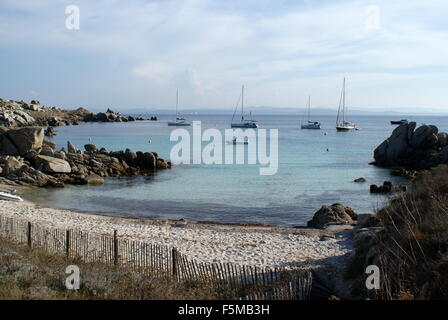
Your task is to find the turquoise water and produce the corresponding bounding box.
[23,114,448,227]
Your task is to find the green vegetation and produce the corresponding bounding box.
[0,239,235,300]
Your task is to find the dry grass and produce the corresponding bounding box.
[348,165,448,300]
[0,239,236,300]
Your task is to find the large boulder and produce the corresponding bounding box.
[374,123,413,166]
[85,173,104,185]
[307,203,358,229]
[437,132,448,148]
[0,156,24,175]
[0,127,44,156]
[373,122,448,169]
[35,155,71,174]
[67,141,79,154]
[84,144,98,153]
[124,148,137,165]
[409,125,438,149]
[139,152,156,169]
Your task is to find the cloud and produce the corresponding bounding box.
[1,0,448,110]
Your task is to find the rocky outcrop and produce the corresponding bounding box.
[370,181,407,194]
[1,128,171,188]
[35,155,72,174]
[84,144,98,153]
[83,108,136,123]
[0,156,24,175]
[307,203,358,229]
[0,110,36,127]
[373,122,448,169]
[44,126,56,137]
[0,127,44,156]
[1,98,146,128]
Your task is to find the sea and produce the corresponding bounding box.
[23,114,448,227]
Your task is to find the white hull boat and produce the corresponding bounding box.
[336,78,356,131]
[230,85,260,128]
[168,90,191,127]
[231,121,258,128]
[168,117,191,126]
[301,96,321,129]
[0,191,23,201]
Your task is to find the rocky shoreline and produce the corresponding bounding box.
[0,97,169,188]
[0,126,171,188]
[373,121,448,170]
[0,98,145,128]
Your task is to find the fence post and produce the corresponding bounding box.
[113,230,119,266]
[66,229,70,257]
[27,222,32,248]
[172,248,178,280]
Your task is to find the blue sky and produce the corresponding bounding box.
[1,0,447,112]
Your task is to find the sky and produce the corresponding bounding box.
[0,0,447,113]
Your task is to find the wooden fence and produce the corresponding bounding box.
[0,214,312,300]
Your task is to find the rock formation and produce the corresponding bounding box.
[373,122,448,169]
[307,203,358,228]
[0,127,171,188]
[83,108,136,123]
[369,181,407,194]
[1,98,144,128]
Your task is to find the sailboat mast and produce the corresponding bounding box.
[342,78,346,123]
[241,85,244,121]
[176,89,179,116]
[307,95,311,121]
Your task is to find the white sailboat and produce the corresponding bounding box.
[168,90,191,126]
[336,78,356,131]
[301,96,321,129]
[231,85,259,128]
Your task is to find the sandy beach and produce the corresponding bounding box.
[0,199,353,269]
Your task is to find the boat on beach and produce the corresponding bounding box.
[231,85,259,128]
[0,191,23,202]
[336,78,356,131]
[301,96,321,129]
[168,90,191,126]
[391,119,408,125]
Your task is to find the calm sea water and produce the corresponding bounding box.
[23,114,448,227]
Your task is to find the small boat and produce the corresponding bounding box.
[301,96,321,129]
[336,78,356,131]
[231,85,259,128]
[390,119,408,125]
[168,90,191,126]
[0,191,23,201]
[226,138,249,145]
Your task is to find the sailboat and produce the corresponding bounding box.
[168,90,191,126]
[231,85,259,128]
[301,96,321,129]
[336,78,356,131]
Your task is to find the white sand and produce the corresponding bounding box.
[0,200,352,269]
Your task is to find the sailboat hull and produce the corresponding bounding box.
[336,125,356,131]
[231,122,258,128]
[168,122,191,126]
[301,123,321,129]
